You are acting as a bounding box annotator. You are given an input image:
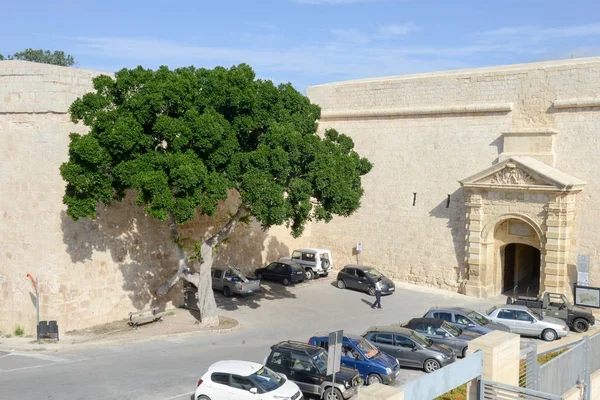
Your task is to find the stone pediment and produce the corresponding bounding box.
[459,156,587,191]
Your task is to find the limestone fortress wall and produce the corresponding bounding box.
[0,61,308,334]
[307,57,600,298]
[2,57,600,333]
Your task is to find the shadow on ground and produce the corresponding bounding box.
[60,191,294,322]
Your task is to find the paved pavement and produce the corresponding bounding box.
[0,276,583,400]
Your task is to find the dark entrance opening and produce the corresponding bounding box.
[502,243,541,296]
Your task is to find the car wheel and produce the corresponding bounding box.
[283,278,290,286]
[197,396,211,400]
[423,358,441,373]
[462,347,468,358]
[542,328,558,342]
[367,373,383,385]
[337,280,346,289]
[573,318,589,333]
[256,272,262,280]
[323,387,343,400]
[222,286,231,297]
[305,269,314,280]
[368,286,376,296]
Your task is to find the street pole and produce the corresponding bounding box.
[35,277,39,328]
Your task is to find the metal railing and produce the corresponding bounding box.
[520,342,540,390]
[539,336,589,398]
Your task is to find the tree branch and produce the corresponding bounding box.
[205,204,249,247]
[155,211,190,296]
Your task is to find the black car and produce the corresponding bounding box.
[255,261,306,286]
[336,265,395,296]
[264,341,363,400]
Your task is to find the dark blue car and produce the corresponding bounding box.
[308,333,400,385]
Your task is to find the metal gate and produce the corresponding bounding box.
[481,380,564,400]
[520,342,540,390]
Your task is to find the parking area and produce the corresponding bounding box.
[1,273,594,400]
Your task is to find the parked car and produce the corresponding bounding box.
[211,266,261,297]
[194,360,303,400]
[423,307,512,335]
[280,248,333,280]
[402,318,480,358]
[254,261,306,286]
[264,340,362,400]
[362,325,456,373]
[335,265,395,296]
[486,304,569,341]
[308,333,400,385]
[509,292,595,333]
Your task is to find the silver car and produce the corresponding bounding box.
[362,325,456,373]
[211,266,261,297]
[486,304,569,341]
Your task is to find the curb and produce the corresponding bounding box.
[0,319,242,353]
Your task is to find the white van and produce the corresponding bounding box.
[280,248,333,280]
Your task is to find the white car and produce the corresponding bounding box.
[195,360,303,400]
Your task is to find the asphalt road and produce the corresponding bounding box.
[0,278,510,400]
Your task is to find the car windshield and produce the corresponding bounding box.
[486,306,497,316]
[363,268,383,278]
[467,311,490,326]
[410,331,432,347]
[289,262,303,272]
[312,350,328,373]
[441,321,462,336]
[249,366,285,392]
[355,338,379,359]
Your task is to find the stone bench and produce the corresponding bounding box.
[128,307,164,328]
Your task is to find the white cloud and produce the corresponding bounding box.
[478,22,600,45]
[378,22,419,37]
[293,0,389,4]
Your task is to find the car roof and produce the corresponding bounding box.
[273,340,323,354]
[342,264,375,271]
[428,306,473,313]
[406,318,444,327]
[311,332,363,342]
[496,304,530,311]
[293,248,330,253]
[365,325,414,336]
[277,260,300,267]
[208,360,263,375]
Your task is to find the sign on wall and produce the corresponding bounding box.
[574,285,600,308]
[577,254,590,286]
[356,242,363,253]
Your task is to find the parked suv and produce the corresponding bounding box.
[264,341,362,400]
[423,307,511,335]
[280,248,333,280]
[308,333,400,385]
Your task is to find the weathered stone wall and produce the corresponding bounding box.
[0,61,308,334]
[307,57,600,293]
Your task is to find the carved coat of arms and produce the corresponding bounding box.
[490,166,537,185]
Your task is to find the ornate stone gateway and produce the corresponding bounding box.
[460,156,586,298]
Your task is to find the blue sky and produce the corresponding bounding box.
[2,0,600,92]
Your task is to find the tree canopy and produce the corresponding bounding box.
[60,64,372,237]
[0,48,76,67]
[60,63,372,325]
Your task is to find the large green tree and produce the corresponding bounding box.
[60,64,372,326]
[0,48,76,67]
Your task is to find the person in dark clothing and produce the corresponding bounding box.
[372,277,383,309]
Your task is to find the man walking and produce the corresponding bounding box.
[372,277,383,309]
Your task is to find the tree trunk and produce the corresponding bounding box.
[156,206,248,328]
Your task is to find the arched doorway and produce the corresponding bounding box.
[502,243,541,296]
